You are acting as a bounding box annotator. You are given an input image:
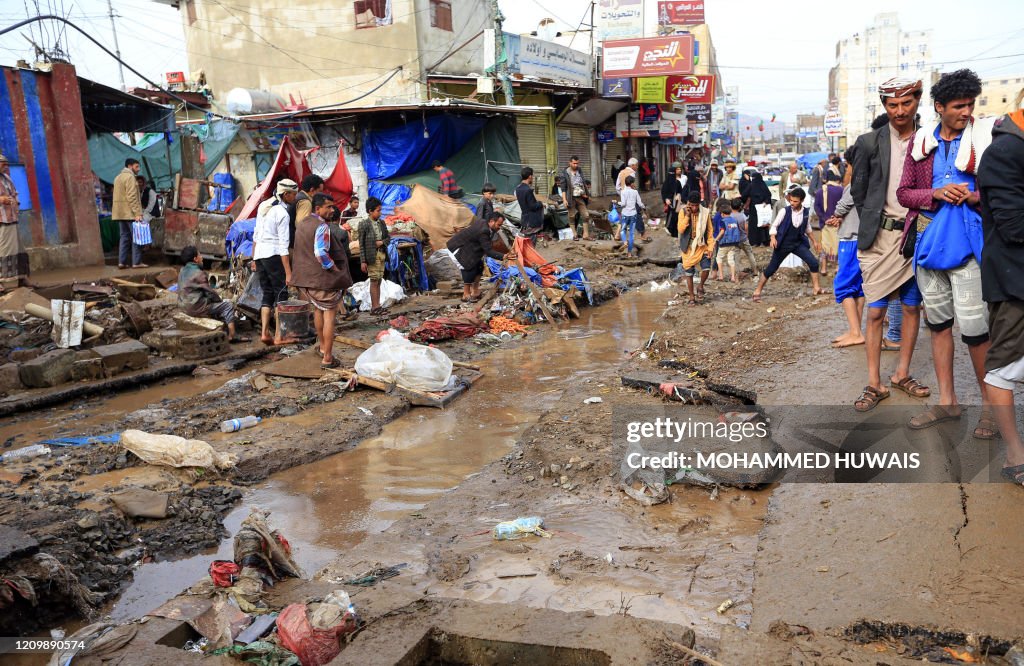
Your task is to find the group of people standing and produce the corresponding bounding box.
[753,70,1023,487]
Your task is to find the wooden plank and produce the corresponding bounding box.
[516,253,559,327]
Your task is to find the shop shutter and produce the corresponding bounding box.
[602,137,627,191]
[516,116,551,199]
[556,124,593,191]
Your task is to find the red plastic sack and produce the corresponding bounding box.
[209,560,240,588]
[276,603,354,666]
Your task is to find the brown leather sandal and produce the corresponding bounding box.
[908,405,962,430]
[854,386,890,412]
[891,376,931,398]
[973,410,1000,440]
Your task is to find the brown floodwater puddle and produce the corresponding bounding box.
[108,291,674,621]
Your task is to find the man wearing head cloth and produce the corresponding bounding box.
[253,178,299,344]
[848,76,931,412]
[0,153,29,289]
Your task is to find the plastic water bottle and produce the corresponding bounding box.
[220,416,262,433]
[2,444,51,463]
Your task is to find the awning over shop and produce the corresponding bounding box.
[561,99,627,127]
[78,77,176,134]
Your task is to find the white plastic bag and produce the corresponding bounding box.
[348,279,406,312]
[557,228,575,241]
[755,204,773,227]
[121,429,236,469]
[780,253,807,269]
[354,329,454,392]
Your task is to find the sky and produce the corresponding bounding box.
[1,0,1022,121]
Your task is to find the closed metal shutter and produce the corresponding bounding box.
[602,137,627,190]
[517,116,551,198]
[556,124,592,191]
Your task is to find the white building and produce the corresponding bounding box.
[829,13,934,144]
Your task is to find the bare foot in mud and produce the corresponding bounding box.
[832,333,865,348]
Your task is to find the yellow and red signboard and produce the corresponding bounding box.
[602,35,696,78]
[634,75,716,104]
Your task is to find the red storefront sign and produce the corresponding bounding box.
[666,75,716,104]
[602,35,695,78]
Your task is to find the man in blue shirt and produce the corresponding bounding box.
[896,69,994,437]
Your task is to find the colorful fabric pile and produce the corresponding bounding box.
[407,313,486,343]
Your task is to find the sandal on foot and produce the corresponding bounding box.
[1000,464,1024,486]
[881,338,902,352]
[320,357,341,369]
[855,386,890,412]
[229,336,252,344]
[751,293,763,303]
[973,411,1000,440]
[908,405,962,430]
[891,376,931,398]
[687,298,697,307]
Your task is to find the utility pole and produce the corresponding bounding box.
[106,0,126,90]
[490,0,513,106]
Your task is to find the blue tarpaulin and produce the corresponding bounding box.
[486,257,543,287]
[367,182,412,216]
[208,171,236,212]
[39,433,120,447]
[797,152,829,173]
[226,218,256,260]
[385,237,430,292]
[556,268,593,305]
[362,115,487,180]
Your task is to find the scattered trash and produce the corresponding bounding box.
[488,315,529,335]
[717,599,735,614]
[583,397,603,404]
[349,279,406,312]
[211,640,298,665]
[220,415,262,433]
[408,313,486,343]
[1,444,51,463]
[354,329,454,392]
[343,563,407,587]
[649,280,673,292]
[184,637,208,653]
[766,306,776,313]
[233,508,303,580]
[603,553,613,564]
[148,595,250,650]
[110,488,170,519]
[121,430,236,469]
[233,613,279,646]
[816,566,830,573]
[389,315,411,329]
[276,599,356,666]
[621,479,670,506]
[357,407,373,416]
[209,560,241,588]
[493,516,551,540]
[39,433,120,448]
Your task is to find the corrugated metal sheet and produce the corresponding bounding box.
[516,116,550,197]
[556,124,592,193]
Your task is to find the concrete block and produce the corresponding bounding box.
[0,363,23,393]
[141,329,227,360]
[19,349,75,388]
[71,357,106,381]
[92,340,150,375]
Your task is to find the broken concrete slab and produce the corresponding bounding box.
[172,312,223,332]
[0,362,23,393]
[93,340,150,375]
[71,358,106,382]
[19,348,75,388]
[8,348,42,363]
[0,524,40,561]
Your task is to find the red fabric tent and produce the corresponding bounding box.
[236,136,312,221]
[321,144,354,208]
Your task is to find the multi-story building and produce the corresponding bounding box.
[829,13,933,144]
[156,0,492,107]
[978,76,1024,117]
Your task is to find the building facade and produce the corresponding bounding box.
[163,0,492,107]
[978,76,1024,117]
[829,13,933,144]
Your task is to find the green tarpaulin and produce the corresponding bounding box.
[383,116,522,197]
[88,120,239,189]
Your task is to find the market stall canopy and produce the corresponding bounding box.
[561,99,628,126]
[78,77,175,134]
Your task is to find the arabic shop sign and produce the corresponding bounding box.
[602,77,632,98]
[602,35,696,78]
[633,75,716,104]
[657,1,705,32]
[686,103,712,123]
[597,0,644,42]
[504,34,592,87]
[659,111,689,138]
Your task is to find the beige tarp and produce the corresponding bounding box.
[396,184,474,251]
